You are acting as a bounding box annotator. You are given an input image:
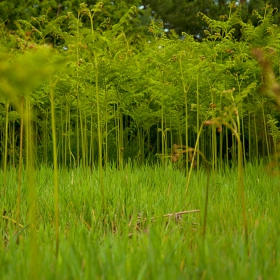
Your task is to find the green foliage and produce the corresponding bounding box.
[267,114,280,146]
[0,2,280,168]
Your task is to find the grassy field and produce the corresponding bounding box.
[1,2,280,279]
[1,162,280,279]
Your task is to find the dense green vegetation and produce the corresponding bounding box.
[1,1,280,279]
[1,2,280,168]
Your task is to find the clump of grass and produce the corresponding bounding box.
[1,163,280,279]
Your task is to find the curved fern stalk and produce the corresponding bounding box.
[204,118,248,248]
[185,124,203,196]
[185,123,204,196]
[174,141,210,237]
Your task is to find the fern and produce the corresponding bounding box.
[267,114,280,147]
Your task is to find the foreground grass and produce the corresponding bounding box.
[1,163,280,279]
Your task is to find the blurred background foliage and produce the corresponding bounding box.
[1,0,280,39]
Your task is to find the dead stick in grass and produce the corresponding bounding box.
[129,209,200,226]
[2,215,24,228]
[163,209,200,217]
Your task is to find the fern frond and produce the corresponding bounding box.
[267,114,280,146]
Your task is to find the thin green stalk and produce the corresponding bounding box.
[68,105,75,168]
[161,71,165,166]
[89,111,94,167]
[64,104,68,167]
[11,121,15,166]
[118,108,124,169]
[222,120,248,246]
[261,100,270,159]
[3,100,9,198]
[25,99,38,279]
[179,54,192,173]
[179,54,187,161]
[60,104,64,167]
[247,98,251,162]
[79,104,85,169]
[16,97,24,232]
[228,122,248,247]
[84,112,88,167]
[157,121,160,156]
[50,80,60,257]
[94,51,105,211]
[240,107,246,166]
[88,6,105,209]
[196,75,200,172]
[105,83,108,166]
[76,13,81,166]
[185,123,204,196]
[43,110,48,164]
[180,136,210,237]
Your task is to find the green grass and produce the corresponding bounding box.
[1,163,280,279]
